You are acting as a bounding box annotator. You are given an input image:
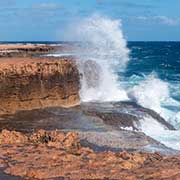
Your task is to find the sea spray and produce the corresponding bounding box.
[138,116,180,150]
[126,72,180,126]
[70,15,130,102]
[65,15,179,128]
[128,73,170,114]
[126,73,180,150]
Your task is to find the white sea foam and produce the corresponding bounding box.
[127,73,180,130]
[128,73,170,114]
[70,14,130,102]
[138,116,180,150]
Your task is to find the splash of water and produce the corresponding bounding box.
[52,15,180,150]
[71,15,130,102]
[128,73,170,114]
[138,116,180,150]
[125,73,180,128]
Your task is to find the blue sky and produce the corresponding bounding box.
[0,0,180,41]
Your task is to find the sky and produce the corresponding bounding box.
[0,0,180,41]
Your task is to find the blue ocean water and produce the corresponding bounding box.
[127,42,180,83]
[117,42,180,150]
[123,42,180,115]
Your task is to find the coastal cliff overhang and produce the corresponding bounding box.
[0,57,80,114]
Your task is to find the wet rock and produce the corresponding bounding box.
[81,101,175,130]
[0,104,178,155]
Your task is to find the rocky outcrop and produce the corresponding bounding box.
[0,129,180,180]
[0,44,52,57]
[0,43,75,57]
[81,101,175,130]
[0,57,80,114]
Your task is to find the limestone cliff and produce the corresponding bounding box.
[0,57,80,114]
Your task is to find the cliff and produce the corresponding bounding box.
[0,57,80,114]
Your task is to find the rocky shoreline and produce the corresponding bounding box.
[1,102,177,154]
[0,43,180,179]
[0,129,180,179]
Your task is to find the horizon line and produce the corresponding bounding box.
[0,40,180,43]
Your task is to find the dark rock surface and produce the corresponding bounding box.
[0,102,178,155]
[81,101,175,130]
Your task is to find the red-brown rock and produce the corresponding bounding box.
[0,57,80,114]
[0,130,179,180]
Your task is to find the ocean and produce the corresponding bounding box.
[123,41,180,121]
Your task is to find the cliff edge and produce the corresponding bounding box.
[0,57,80,114]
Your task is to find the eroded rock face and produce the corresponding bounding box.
[0,130,180,180]
[0,57,80,114]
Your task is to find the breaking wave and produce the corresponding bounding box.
[47,14,180,150]
[71,14,130,101]
[128,73,169,114]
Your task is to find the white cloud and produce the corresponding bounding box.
[136,16,148,20]
[136,15,180,26]
[154,16,180,26]
[33,3,61,10]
